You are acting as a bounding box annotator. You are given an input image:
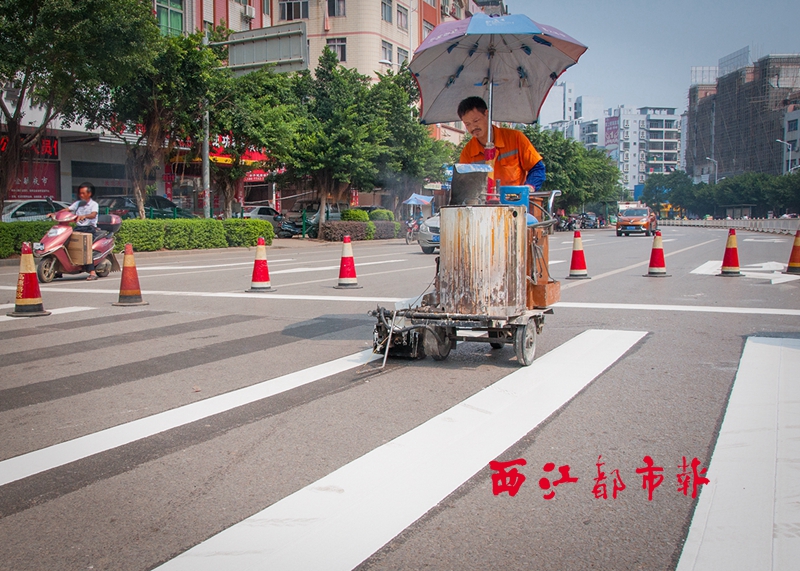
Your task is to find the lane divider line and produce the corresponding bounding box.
[0,349,381,487]
[676,337,800,571]
[0,306,96,324]
[554,301,800,317]
[155,329,646,571]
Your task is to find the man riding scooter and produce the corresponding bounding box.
[36,183,121,283]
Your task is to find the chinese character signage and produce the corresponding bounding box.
[604,117,619,147]
[0,135,59,160]
[7,162,59,200]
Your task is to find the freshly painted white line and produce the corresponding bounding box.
[0,286,404,304]
[560,238,719,289]
[0,306,96,323]
[278,265,435,288]
[676,337,800,571]
[661,238,677,242]
[0,303,15,310]
[554,301,800,317]
[548,260,565,265]
[271,259,405,275]
[690,260,798,284]
[0,349,381,487]
[155,329,646,571]
[742,238,787,243]
[137,259,295,270]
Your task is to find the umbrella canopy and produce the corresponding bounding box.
[409,13,587,125]
[403,193,434,205]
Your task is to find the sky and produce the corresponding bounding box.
[505,0,800,113]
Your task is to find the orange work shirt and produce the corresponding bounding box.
[459,126,542,187]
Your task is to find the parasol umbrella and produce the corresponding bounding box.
[409,12,587,130]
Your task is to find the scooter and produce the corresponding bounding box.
[33,207,122,283]
[405,219,420,244]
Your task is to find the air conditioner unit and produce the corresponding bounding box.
[243,4,256,20]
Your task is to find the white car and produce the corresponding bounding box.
[417,215,440,254]
[243,205,282,231]
[2,199,70,222]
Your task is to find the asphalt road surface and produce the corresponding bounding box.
[0,226,798,571]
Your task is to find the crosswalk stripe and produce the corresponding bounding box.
[555,301,800,317]
[0,306,95,323]
[676,337,800,571]
[155,329,646,571]
[0,349,380,487]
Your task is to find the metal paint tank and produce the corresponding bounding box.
[439,205,527,317]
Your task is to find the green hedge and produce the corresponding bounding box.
[373,221,398,239]
[369,209,395,221]
[0,221,57,258]
[365,221,376,240]
[0,219,276,257]
[221,219,275,247]
[319,220,401,241]
[341,209,369,222]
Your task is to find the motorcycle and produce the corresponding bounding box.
[33,207,121,283]
[277,218,318,239]
[405,219,421,244]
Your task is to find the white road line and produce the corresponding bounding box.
[676,337,800,571]
[548,260,565,265]
[0,349,380,487]
[690,260,798,284]
[136,259,296,270]
[277,265,434,288]
[155,329,646,571]
[0,306,96,323]
[560,239,719,289]
[270,260,405,275]
[554,301,800,317]
[0,286,405,304]
[0,303,15,310]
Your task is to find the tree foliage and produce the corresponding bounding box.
[0,0,158,210]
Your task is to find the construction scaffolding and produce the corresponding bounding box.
[686,51,800,180]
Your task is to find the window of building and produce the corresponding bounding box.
[397,47,409,65]
[327,38,346,62]
[280,0,308,20]
[424,0,436,6]
[423,20,434,38]
[623,120,629,128]
[788,119,799,132]
[381,40,393,63]
[622,142,630,151]
[381,0,392,23]
[328,0,345,16]
[640,174,646,183]
[397,5,409,31]
[156,0,183,36]
[263,0,270,13]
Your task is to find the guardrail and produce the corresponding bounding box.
[659,218,800,235]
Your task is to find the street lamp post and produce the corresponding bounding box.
[705,156,718,184]
[777,139,793,175]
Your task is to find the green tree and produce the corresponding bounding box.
[287,49,386,219]
[0,0,158,210]
[95,33,222,219]
[209,69,296,217]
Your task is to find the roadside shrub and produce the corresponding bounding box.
[163,219,227,250]
[365,221,376,240]
[372,221,397,240]
[320,221,368,241]
[0,221,57,258]
[341,209,369,222]
[393,221,402,238]
[113,219,166,252]
[369,209,394,221]
[222,219,274,247]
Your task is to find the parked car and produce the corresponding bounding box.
[2,199,69,222]
[616,207,657,236]
[97,196,196,219]
[278,200,349,238]
[243,205,281,232]
[417,215,440,254]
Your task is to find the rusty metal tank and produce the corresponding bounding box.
[439,205,527,317]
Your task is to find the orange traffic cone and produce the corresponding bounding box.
[112,243,149,306]
[334,235,361,289]
[784,229,800,275]
[246,236,274,292]
[719,229,741,277]
[644,231,670,277]
[7,242,51,317]
[566,230,590,279]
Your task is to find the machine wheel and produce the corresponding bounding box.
[489,330,505,349]
[514,319,537,366]
[421,246,435,255]
[424,327,451,361]
[95,258,112,278]
[37,256,57,283]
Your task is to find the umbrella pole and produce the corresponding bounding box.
[485,70,498,203]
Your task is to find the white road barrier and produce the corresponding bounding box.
[660,218,799,235]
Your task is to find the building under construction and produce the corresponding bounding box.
[686,49,800,181]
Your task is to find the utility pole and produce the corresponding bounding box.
[776,139,793,175]
[705,156,718,184]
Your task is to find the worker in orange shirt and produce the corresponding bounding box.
[458,96,546,192]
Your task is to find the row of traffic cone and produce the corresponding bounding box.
[564,228,800,279]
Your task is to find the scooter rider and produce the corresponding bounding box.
[48,182,100,280]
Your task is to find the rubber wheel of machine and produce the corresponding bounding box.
[514,319,537,366]
[37,256,57,283]
[95,258,112,278]
[421,246,435,255]
[489,330,504,349]
[424,328,451,361]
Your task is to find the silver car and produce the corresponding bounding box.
[417,215,440,254]
[243,205,282,232]
[2,199,69,222]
